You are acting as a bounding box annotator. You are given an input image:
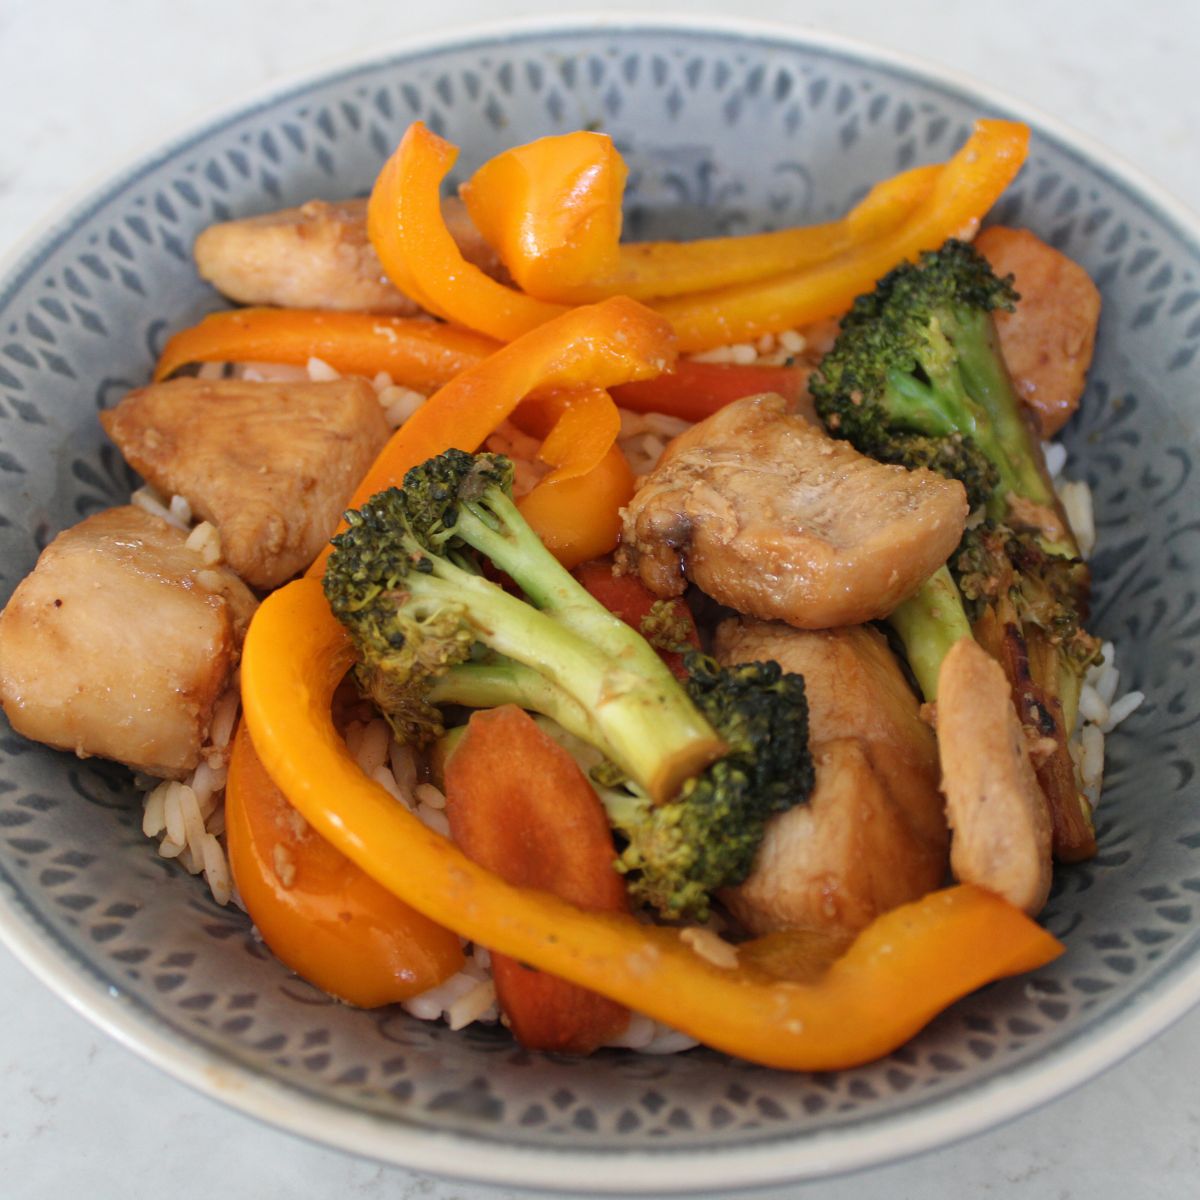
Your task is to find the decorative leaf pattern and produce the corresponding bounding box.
[0,26,1198,1170]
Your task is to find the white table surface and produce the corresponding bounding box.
[1,2,1198,1197]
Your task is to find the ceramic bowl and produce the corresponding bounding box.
[0,15,1197,1194]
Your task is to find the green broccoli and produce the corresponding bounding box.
[325,450,815,918]
[810,240,1100,859]
[811,237,1068,543]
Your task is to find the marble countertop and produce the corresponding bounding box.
[1,2,1198,1196]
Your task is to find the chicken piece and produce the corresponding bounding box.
[0,506,256,779]
[715,620,948,937]
[976,226,1101,437]
[101,376,390,589]
[937,637,1053,915]
[616,393,967,628]
[193,196,503,314]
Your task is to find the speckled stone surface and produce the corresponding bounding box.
[1,3,1198,1197]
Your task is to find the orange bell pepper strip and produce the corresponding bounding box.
[460,131,627,300]
[611,359,812,423]
[240,576,1064,1070]
[305,295,675,577]
[443,705,631,1054]
[225,720,464,1006]
[654,119,1030,352]
[517,162,940,305]
[367,121,568,342]
[510,386,633,568]
[153,307,499,390]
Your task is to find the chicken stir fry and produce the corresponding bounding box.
[617,392,968,628]
[102,376,390,589]
[0,507,255,778]
[194,196,503,314]
[715,620,948,937]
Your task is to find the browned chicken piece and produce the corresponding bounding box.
[193,196,504,314]
[937,637,1053,915]
[715,620,948,938]
[975,225,1101,437]
[616,393,968,628]
[0,506,256,780]
[101,376,390,590]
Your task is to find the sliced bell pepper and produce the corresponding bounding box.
[367,121,568,342]
[508,386,633,568]
[153,307,499,390]
[516,162,941,305]
[225,719,464,1006]
[305,295,675,577]
[654,119,1030,352]
[459,131,627,299]
[443,705,631,1053]
[611,358,811,422]
[240,576,1064,1071]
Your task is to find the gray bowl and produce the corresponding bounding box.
[0,16,1197,1194]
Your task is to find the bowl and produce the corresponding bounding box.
[0,14,1197,1194]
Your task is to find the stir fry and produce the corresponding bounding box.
[1,115,1132,1069]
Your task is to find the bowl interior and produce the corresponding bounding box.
[0,21,1198,1190]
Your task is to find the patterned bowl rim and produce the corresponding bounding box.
[1,11,1198,1194]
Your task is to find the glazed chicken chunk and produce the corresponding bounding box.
[937,637,1053,915]
[0,506,257,779]
[102,376,390,589]
[617,393,968,628]
[193,196,503,314]
[976,225,1101,437]
[715,620,949,938]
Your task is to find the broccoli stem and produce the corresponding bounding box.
[886,566,974,700]
[428,658,620,765]
[951,309,1077,556]
[414,555,721,803]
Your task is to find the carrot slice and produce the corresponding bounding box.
[443,706,630,1054]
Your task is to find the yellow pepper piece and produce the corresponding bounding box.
[654,119,1030,351]
[367,121,567,342]
[460,131,627,299]
[241,577,1063,1071]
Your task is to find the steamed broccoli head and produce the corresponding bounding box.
[811,238,1026,511]
[604,652,813,921]
[399,448,514,558]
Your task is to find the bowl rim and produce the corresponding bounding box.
[1,10,1198,1194]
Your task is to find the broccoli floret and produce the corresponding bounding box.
[324,451,728,806]
[573,654,812,921]
[811,238,1069,537]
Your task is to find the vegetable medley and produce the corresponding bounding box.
[2,114,1125,1070]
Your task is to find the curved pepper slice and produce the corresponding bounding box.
[514,388,633,568]
[654,119,1030,352]
[225,720,464,1006]
[154,308,499,390]
[240,577,1064,1071]
[519,163,940,305]
[367,121,568,342]
[306,295,675,576]
[460,131,627,299]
